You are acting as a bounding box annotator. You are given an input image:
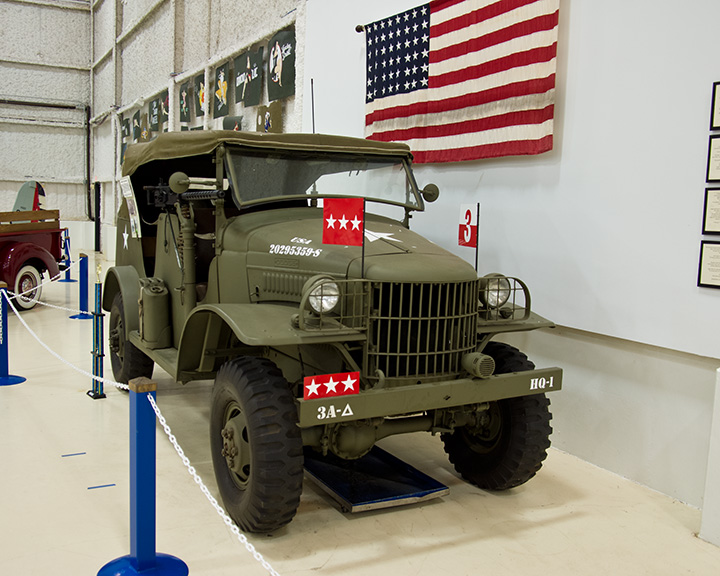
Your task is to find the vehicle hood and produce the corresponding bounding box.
[226,208,477,283]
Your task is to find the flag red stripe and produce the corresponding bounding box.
[369,104,554,142]
[431,43,557,89]
[430,0,543,36]
[428,0,466,13]
[411,134,553,163]
[430,11,559,64]
[366,74,555,126]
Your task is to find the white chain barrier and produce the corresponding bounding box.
[3,289,281,575]
[9,259,89,316]
[9,257,81,298]
[3,289,127,391]
[28,298,90,315]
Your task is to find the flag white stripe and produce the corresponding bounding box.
[366,59,556,117]
[397,119,554,151]
[430,0,558,26]
[430,0,558,50]
[367,89,554,134]
[430,28,558,76]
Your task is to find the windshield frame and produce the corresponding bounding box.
[224,146,425,212]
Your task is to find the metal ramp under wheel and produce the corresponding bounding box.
[303,446,449,513]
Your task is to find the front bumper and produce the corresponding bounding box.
[296,366,562,427]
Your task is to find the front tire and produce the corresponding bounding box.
[13,265,42,310]
[441,342,552,490]
[210,356,304,533]
[108,291,154,384]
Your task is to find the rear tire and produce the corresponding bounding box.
[210,356,303,533]
[108,291,154,384]
[441,342,552,490]
[13,265,42,310]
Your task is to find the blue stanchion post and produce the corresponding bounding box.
[0,283,26,386]
[70,253,92,320]
[98,378,188,576]
[88,265,106,399]
[58,229,77,283]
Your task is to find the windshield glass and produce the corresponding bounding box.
[225,148,422,210]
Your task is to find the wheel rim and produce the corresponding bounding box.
[109,315,124,362]
[463,402,505,454]
[18,274,37,301]
[221,402,251,489]
[15,267,41,307]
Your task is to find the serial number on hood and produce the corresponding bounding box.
[269,244,323,258]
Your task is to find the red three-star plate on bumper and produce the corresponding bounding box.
[303,371,360,400]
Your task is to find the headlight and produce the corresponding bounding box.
[480,274,511,309]
[307,279,340,314]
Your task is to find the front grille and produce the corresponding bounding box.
[262,271,307,298]
[366,280,478,383]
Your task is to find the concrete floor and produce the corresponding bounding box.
[2,259,720,575]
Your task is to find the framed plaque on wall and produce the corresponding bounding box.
[706,135,720,182]
[702,188,720,234]
[711,81,720,130]
[698,240,720,288]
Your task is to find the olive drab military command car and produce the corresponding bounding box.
[103,130,562,533]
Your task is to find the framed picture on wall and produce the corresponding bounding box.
[702,188,720,234]
[711,82,720,130]
[706,135,720,182]
[698,240,720,288]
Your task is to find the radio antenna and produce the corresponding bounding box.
[311,78,316,134]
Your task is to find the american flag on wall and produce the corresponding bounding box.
[364,0,559,163]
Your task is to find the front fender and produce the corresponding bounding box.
[102,265,141,335]
[176,303,366,376]
[0,241,60,287]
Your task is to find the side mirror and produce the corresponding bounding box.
[421,183,440,203]
[169,172,190,194]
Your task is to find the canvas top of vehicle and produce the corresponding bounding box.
[123,130,425,212]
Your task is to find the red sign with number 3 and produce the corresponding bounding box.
[458,204,478,248]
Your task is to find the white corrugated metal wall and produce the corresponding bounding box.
[0,0,307,239]
[0,0,91,219]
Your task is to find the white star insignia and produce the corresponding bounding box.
[351,216,362,230]
[326,214,337,229]
[324,377,338,394]
[123,225,129,249]
[338,214,349,229]
[365,230,402,243]
[342,375,357,392]
[305,379,321,397]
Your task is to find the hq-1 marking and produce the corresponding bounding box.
[530,375,555,390]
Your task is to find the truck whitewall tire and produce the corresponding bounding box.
[13,265,41,310]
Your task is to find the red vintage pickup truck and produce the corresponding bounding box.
[0,209,66,310]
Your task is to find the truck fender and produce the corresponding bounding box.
[176,308,237,375]
[0,241,60,287]
[176,303,366,375]
[102,266,141,336]
[176,305,274,375]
